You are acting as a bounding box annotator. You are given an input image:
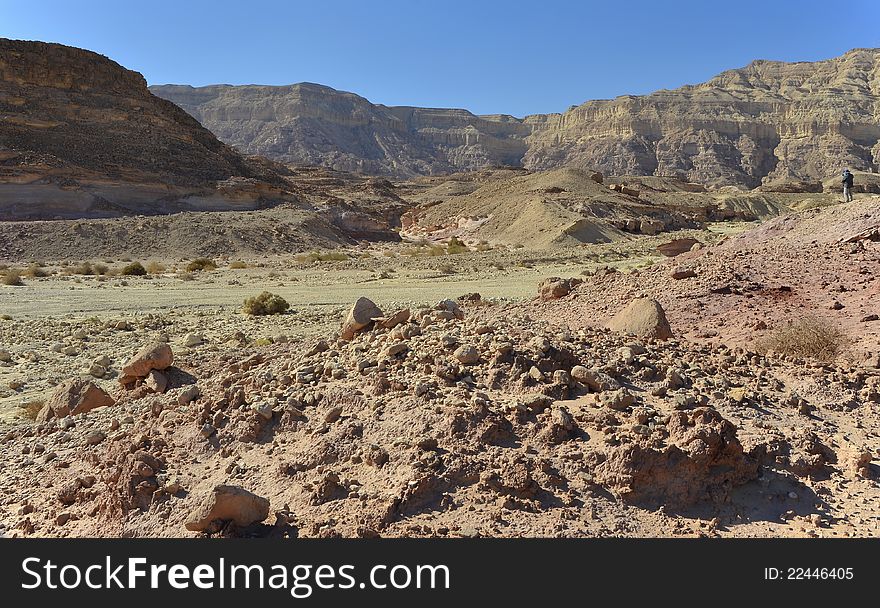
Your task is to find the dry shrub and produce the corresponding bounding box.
[120,261,147,276]
[24,263,49,278]
[2,270,23,286]
[757,317,849,361]
[229,261,248,269]
[186,258,217,272]
[243,291,290,316]
[293,251,348,264]
[446,237,469,254]
[146,261,166,274]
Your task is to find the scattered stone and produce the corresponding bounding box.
[178,385,200,406]
[670,267,697,280]
[145,370,168,394]
[454,345,480,365]
[184,333,205,347]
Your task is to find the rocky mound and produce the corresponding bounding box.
[400,168,780,248]
[1,291,877,538]
[535,197,880,359]
[0,39,290,219]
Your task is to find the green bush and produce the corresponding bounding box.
[120,261,147,276]
[243,291,290,316]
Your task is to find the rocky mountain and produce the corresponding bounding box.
[153,49,880,187]
[0,39,290,219]
[150,83,531,177]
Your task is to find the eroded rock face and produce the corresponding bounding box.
[593,408,758,508]
[185,485,270,533]
[607,298,673,340]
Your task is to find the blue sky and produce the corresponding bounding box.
[3,0,879,116]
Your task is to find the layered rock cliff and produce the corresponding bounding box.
[153,49,880,187]
[0,39,288,218]
[525,48,880,188]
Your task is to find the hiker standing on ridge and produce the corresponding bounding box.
[842,169,854,202]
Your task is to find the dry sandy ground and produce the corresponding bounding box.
[0,209,877,540]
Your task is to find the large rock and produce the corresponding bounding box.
[606,298,673,340]
[37,378,114,421]
[538,277,583,301]
[119,342,173,383]
[341,297,383,340]
[185,485,270,533]
[657,238,700,257]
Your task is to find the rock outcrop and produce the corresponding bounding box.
[0,38,289,219]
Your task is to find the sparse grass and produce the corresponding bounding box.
[243,291,290,316]
[119,261,147,276]
[186,257,217,272]
[2,270,23,286]
[757,317,849,362]
[293,251,349,264]
[446,237,469,254]
[146,261,166,274]
[24,263,49,278]
[229,261,248,269]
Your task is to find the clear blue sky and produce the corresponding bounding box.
[3,0,879,117]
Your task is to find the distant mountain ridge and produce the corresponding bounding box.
[151,48,880,187]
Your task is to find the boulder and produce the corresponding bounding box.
[37,378,114,421]
[538,277,583,301]
[657,238,700,257]
[185,485,270,533]
[606,298,673,340]
[341,297,383,340]
[670,266,697,280]
[119,342,173,383]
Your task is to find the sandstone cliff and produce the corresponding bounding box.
[525,48,880,188]
[153,49,880,187]
[0,39,289,219]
